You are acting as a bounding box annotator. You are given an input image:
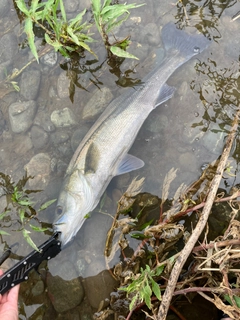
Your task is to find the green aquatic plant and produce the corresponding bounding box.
[91,0,144,59]
[0,173,56,251]
[15,0,144,61]
[15,0,95,61]
[120,264,164,311]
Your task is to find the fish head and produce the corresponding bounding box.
[53,169,94,246]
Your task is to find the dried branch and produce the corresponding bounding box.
[157,107,240,320]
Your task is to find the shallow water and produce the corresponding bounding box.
[0,0,239,319]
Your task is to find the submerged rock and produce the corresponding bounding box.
[51,107,77,127]
[31,125,49,149]
[24,153,51,189]
[20,70,41,100]
[9,100,37,133]
[82,87,113,120]
[47,272,84,313]
[57,72,71,98]
[83,270,119,309]
[0,33,17,63]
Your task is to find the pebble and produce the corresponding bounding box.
[9,100,37,133]
[34,111,56,132]
[51,107,77,127]
[82,87,113,120]
[64,0,79,12]
[20,70,41,100]
[57,72,71,98]
[40,50,58,67]
[24,153,51,189]
[47,272,84,313]
[0,0,9,18]
[0,33,17,63]
[83,270,119,309]
[31,125,49,149]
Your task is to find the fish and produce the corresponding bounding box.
[53,23,210,246]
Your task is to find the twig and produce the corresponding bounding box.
[157,107,240,320]
[193,239,240,252]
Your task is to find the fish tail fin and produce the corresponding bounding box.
[162,23,210,59]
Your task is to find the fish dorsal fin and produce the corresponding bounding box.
[154,84,175,108]
[84,142,100,174]
[115,154,144,176]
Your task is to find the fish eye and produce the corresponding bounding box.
[56,206,63,215]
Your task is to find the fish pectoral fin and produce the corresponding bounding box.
[115,154,144,175]
[84,142,100,174]
[154,84,175,108]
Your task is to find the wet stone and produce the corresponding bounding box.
[145,114,168,133]
[31,280,44,297]
[40,50,58,67]
[57,71,71,98]
[71,126,89,151]
[24,153,51,189]
[47,273,84,313]
[64,0,79,12]
[51,107,77,127]
[20,69,41,100]
[179,152,197,172]
[0,110,6,134]
[83,270,119,309]
[0,0,9,18]
[141,23,161,46]
[0,60,12,81]
[9,100,37,133]
[51,131,69,145]
[0,33,17,63]
[82,87,113,120]
[34,111,55,132]
[31,125,49,149]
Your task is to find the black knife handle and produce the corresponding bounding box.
[0,232,61,295]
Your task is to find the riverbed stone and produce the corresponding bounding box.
[0,33,17,63]
[47,272,84,313]
[40,50,58,67]
[70,126,89,151]
[31,125,49,149]
[20,70,41,100]
[82,87,113,120]
[9,100,37,133]
[83,270,119,309]
[57,71,71,98]
[51,107,77,127]
[24,153,51,189]
[0,0,9,18]
[34,111,55,132]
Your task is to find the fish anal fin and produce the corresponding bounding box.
[154,84,176,108]
[115,154,144,176]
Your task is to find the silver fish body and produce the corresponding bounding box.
[54,23,210,246]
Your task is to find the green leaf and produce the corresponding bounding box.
[0,230,10,236]
[18,199,32,206]
[91,0,101,15]
[142,282,152,309]
[110,45,139,60]
[155,265,164,276]
[24,18,39,62]
[151,279,161,300]
[29,224,49,232]
[0,210,10,221]
[69,9,86,28]
[129,295,138,311]
[39,199,56,211]
[19,208,25,224]
[15,0,30,16]
[22,229,40,252]
[59,0,67,22]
